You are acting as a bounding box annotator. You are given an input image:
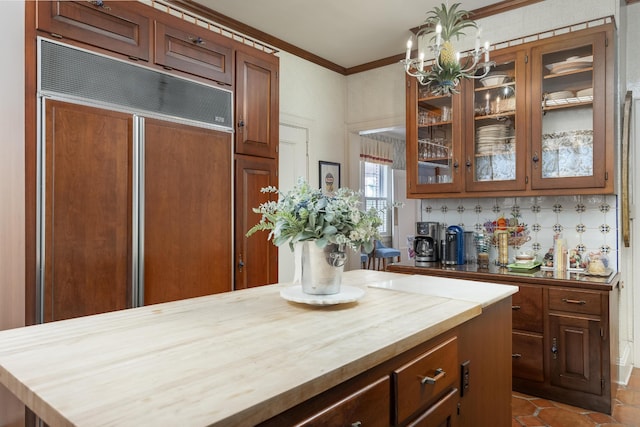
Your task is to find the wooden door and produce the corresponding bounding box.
[44,100,132,322]
[235,154,278,290]
[143,118,232,304]
[549,313,602,395]
[235,48,279,158]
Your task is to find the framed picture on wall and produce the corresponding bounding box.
[319,161,340,195]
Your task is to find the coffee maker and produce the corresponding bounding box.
[414,222,440,266]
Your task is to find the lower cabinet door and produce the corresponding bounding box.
[549,313,602,395]
[295,376,390,427]
[407,388,459,427]
[512,331,544,382]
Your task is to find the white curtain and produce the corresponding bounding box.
[359,134,405,170]
[359,135,393,166]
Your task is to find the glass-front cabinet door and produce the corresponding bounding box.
[406,75,463,195]
[530,31,608,190]
[464,49,527,192]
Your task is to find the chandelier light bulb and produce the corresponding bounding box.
[406,39,412,61]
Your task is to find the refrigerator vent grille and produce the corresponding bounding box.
[39,39,233,131]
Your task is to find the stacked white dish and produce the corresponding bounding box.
[476,124,511,155]
[545,55,593,74]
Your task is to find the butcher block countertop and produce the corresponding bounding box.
[0,270,516,427]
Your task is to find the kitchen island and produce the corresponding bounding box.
[0,270,517,426]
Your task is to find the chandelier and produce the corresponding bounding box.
[402,2,495,96]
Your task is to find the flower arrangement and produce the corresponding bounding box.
[246,178,384,253]
[483,213,530,248]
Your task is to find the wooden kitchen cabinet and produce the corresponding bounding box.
[530,30,610,191]
[234,154,278,290]
[547,288,606,397]
[511,285,544,383]
[406,77,464,195]
[386,262,618,414]
[405,23,614,198]
[235,47,279,159]
[36,0,151,61]
[154,19,233,86]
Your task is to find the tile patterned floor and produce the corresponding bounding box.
[512,368,640,426]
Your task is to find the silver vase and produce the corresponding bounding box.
[294,241,346,295]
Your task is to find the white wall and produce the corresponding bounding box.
[278,51,348,188]
[0,2,26,425]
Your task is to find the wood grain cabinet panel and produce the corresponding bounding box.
[512,331,544,382]
[549,313,602,395]
[393,336,458,425]
[234,154,278,290]
[512,285,543,332]
[143,119,233,304]
[154,20,232,85]
[407,387,459,427]
[235,49,279,158]
[36,0,150,60]
[44,100,133,322]
[294,376,390,427]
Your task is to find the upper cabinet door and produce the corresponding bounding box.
[406,75,464,196]
[235,49,279,158]
[154,20,233,86]
[37,0,150,61]
[464,48,527,192]
[529,31,610,190]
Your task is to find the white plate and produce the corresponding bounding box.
[280,285,365,306]
[582,268,614,277]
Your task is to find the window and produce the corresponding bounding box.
[361,161,392,235]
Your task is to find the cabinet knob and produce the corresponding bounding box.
[532,152,539,168]
[512,353,522,359]
[551,337,558,359]
[465,158,471,170]
[453,160,459,169]
[238,119,245,128]
[89,0,110,9]
[351,423,362,427]
[512,305,521,310]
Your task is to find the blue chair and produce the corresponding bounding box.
[360,253,369,269]
[372,240,401,271]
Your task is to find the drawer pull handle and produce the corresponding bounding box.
[512,353,522,359]
[351,423,362,427]
[420,368,446,385]
[512,305,521,310]
[562,298,586,305]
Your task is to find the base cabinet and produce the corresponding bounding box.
[259,298,512,427]
[385,264,618,415]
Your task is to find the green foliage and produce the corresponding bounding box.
[423,2,476,42]
[246,178,386,253]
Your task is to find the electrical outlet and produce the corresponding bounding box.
[460,360,470,396]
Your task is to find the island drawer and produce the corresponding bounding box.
[294,376,390,427]
[392,335,458,425]
[548,288,601,315]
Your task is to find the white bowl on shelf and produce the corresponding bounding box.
[480,74,509,87]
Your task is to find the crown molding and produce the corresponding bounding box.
[167,0,543,76]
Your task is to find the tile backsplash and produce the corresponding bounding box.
[419,195,618,270]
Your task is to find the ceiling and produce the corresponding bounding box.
[191,0,500,70]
